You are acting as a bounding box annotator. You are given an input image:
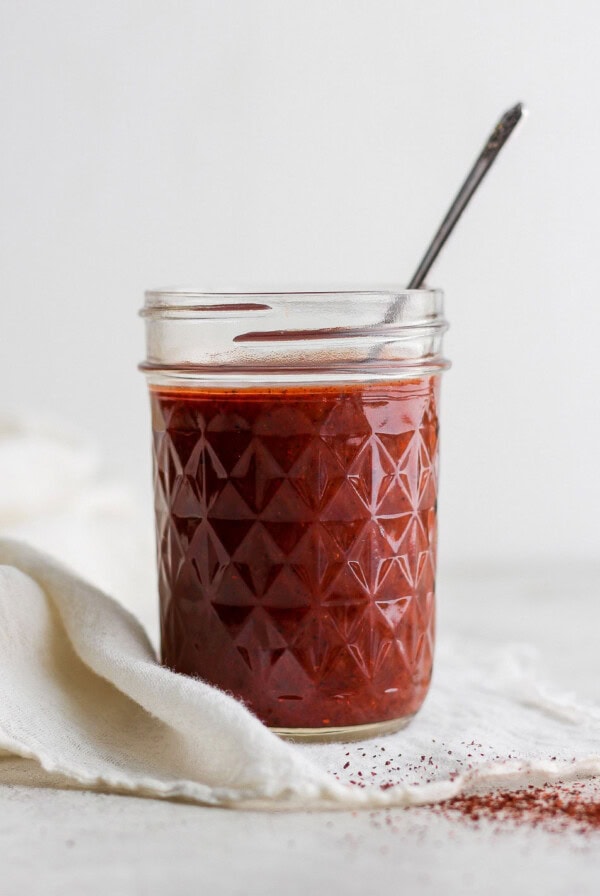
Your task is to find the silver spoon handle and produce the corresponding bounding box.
[408,102,525,290]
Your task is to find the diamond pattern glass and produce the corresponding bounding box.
[150,378,440,730]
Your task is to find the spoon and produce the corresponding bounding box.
[407,102,526,290]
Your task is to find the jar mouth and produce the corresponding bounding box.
[141,287,443,316]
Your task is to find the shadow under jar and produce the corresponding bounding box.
[140,289,449,742]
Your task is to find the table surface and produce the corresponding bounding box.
[2,562,600,896]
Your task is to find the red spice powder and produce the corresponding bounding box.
[334,742,600,835]
[434,783,600,835]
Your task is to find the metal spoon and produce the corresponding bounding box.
[407,102,526,290]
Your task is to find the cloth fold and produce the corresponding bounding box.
[0,540,342,807]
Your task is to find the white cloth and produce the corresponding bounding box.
[1,416,600,810]
[0,413,155,628]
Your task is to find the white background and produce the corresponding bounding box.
[1,0,599,566]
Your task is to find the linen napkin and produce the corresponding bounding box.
[3,537,600,811]
[1,414,600,810]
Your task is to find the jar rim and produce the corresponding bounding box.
[141,286,443,315]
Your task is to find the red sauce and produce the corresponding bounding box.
[150,377,440,730]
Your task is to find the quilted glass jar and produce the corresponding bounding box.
[140,289,449,742]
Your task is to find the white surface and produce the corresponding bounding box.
[2,771,599,896]
[2,563,600,896]
[2,0,600,564]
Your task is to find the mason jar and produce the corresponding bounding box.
[140,289,449,742]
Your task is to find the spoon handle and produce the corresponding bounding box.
[408,102,525,290]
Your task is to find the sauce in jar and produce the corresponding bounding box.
[151,376,439,735]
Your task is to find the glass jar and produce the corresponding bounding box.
[140,289,449,742]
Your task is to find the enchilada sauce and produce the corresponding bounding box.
[151,378,439,730]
